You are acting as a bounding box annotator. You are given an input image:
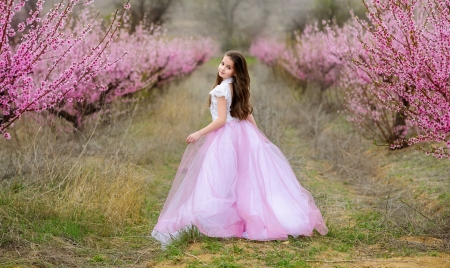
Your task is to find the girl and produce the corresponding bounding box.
[152,51,328,245]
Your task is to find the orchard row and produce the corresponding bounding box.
[1,0,216,136]
[251,0,450,159]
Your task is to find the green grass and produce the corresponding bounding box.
[202,238,223,253]
[34,218,88,242]
[211,254,242,268]
[1,60,449,268]
[88,254,107,263]
[1,195,78,243]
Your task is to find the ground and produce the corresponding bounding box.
[0,59,449,267]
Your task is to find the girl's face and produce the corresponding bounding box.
[218,56,235,79]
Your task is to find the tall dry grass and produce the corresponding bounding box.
[249,64,299,148]
[0,116,149,247]
[0,62,223,257]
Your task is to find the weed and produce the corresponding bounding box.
[232,243,244,254]
[202,237,223,253]
[89,254,106,263]
[212,254,241,268]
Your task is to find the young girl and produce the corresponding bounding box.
[152,50,328,245]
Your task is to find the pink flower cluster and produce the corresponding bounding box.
[250,22,404,144]
[1,1,217,134]
[354,0,450,157]
[249,38,284,66]
[252,0,450,159]
[282,24,341,91]
[250,24,340,91]
[44,9,216,128]
[324,16,412,145]
[0,0,124,138]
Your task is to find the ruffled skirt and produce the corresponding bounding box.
[152,120,328,245]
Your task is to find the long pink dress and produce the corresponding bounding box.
[152,77,328,245]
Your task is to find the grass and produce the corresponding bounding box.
[0,60,449,267]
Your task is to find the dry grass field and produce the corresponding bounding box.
[0,58,449,267]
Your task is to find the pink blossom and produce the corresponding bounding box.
[249,39,284,66]
[253,0,450,159]
[0,0,127,137]
[39,9,218,129]
[353,0,450,157]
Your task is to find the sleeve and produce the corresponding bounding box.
[209,84,229,98]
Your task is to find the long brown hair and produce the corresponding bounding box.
[208,50,253,120]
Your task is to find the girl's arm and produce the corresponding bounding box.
[186,96,227,144]
[247,113,257,127]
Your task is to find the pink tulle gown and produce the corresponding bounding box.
[152,77,328,245]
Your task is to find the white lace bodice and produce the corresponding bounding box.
[209,77,237,122]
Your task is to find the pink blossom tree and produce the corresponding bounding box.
[44,10,216,129]
[354,0,450,157]
[249,0,450,157]
[279,24,340,93]
[249,38,284,66]
[0,0,126,139]
[1,0,216,133]
[326,17,411,145]
[250,24,341,103]
[251,17,413,146]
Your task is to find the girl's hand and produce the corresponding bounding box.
[186,132,202,144]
